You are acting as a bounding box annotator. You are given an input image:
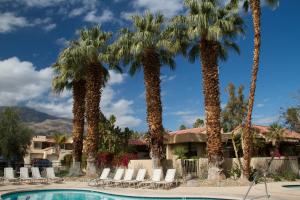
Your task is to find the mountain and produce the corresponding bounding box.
[0,106,59,123]
[0,106,72,135]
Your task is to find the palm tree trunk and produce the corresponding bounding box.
[243,0,261,179]
[85,63,102,177]
[232,134,242,171]
[142,49,164,169]
[199,39,225,180]
[69,80,85,176]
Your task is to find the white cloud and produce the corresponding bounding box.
[107,70,124,85]
[0,57,53,105]
[27,96,73,119]
[0,12,29,33]
[69,8,86,18]
[22,0,66,7]
[43,23,56,31]
[55,37,69,47]
[172,111,194,116]
[0,56,141,128]
[169,110,203,126]
[131,0,184,18]
[256,103,265,108]
[160,75,176,83]
[120,11,140,20]
[254,115,280,125]
[0,12,56,33]
[23,69,141,128]
[84,9,114,24]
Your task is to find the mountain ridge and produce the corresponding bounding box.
[0,106,72,135]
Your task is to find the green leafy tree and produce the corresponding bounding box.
[110,12,179,168]
[170,0,244,180]
[179,124,187,130]
[0,108,32,165]
[193,118,204,128]
[221,83,248,132]
[283,107,300,132]
[99,113,135,154]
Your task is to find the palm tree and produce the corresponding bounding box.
[230,0,279,178]
[52,42,87,176]
[266,123,284,155]
[110,12,179,168]
[193,118,204,128]
[53,133,67,156]
[170,0,244,180]
[76,27,116,177]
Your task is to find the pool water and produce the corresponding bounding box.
[1,189,229,200]
[282,185,300,189]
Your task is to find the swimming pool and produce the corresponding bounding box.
[1,189,231,200]
[282,185,300,189]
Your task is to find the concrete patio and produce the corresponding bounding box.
[0,181,300,200]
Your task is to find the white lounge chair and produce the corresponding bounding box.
[4,167,20,184]
[88,168,110,186]
[102,168,124,186]
[46,167,64,183]
[112,169,134,187]
[154,169,176,189]
[123,169,146,188]
[31,167,48,183]
[20,167,33,184]
[138,168,162,188]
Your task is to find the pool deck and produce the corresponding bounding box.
[0,181,300,200]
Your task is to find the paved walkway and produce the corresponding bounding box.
[0,181,300,200]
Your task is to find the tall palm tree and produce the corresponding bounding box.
[170,0,244,180]
[52,42,87,176]
[77,26,119,177]
[230,0,279,178]
[110,12,179,168]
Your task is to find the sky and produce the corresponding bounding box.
[0,0,299,131]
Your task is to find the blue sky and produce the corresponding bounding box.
[0,0,299,131]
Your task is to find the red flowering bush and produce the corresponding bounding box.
[96,152,114,168]
[119,153,138,167]
[97,152,138,168]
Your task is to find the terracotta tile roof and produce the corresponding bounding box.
[166,127,230,144]
[252,125,300,140]
[168,127,207,135]
[167,124,300,141]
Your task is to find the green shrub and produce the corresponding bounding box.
[61,154,72,168]
[228,163,241,180]
[281,171,298,181]
[81,154,87,169]
[173,146,187,160]
[269,173,282,182]
[56,170,69,177]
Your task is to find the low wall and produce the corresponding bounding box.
[128,159,173,178]
[129,157,299,178]
[222,157,299,175]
